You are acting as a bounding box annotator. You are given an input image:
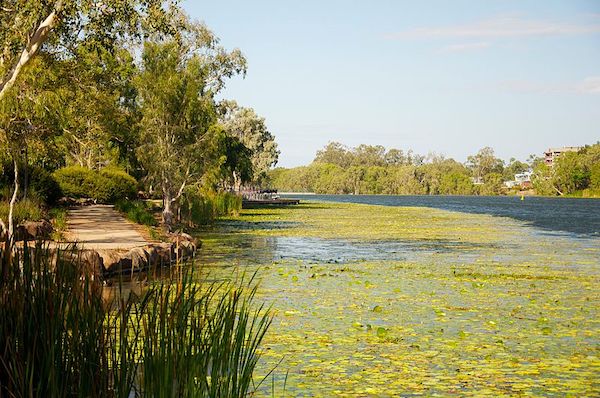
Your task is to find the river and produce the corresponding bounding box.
[196,197,600,396]
[282,194,600,237]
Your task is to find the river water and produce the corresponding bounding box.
[282,194,600,237]
[195,196,600,396]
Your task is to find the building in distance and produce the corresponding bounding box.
[544,146,582,166]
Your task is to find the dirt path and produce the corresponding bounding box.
[66,205,148,250]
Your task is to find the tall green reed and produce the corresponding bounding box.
[0,244,272,397]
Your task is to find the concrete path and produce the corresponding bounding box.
[66,205,149,250]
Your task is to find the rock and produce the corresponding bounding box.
[58,197,76,206]
[80,250,104,278]
[168,231,197,245]
[72,197,96,206]
[23,219,53,240]
[124,247,150,270]
[168,232,198,261]
[13,225,30,241]
[97,249,128,273]
[171,240,196,261]
[155,242,174,266]
[52,249,103,278]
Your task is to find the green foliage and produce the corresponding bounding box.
[53,166,97,199]
[467,147,504,180]
[503,158,529,181]
[531,162,556,196]
[0,198,43,224]
[270,150,476,196]
[531,143,600,196]
[53,165,137,203]
[589,163,600,190]
[181,190,242,226]
[219,101,279,184]
[114,199,158,226]
[0,162,62,204]
[0,244,272,397]
[136,31,246,227]
[99,167,138,200]
[215,127,253,189]
[48,207,68,240]
[314,142,423,169]
[481,172,505,195]
[552,151,589,194]
[439,172,475,195]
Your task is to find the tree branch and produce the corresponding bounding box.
[0,0,64,101]
[172,167,192,203]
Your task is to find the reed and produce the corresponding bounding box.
[0,244,272,397]
[181,191,242,226]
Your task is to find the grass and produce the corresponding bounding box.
[0,244,273,397]
[0,198,43,224]
[115,199,158,226]
[181,191,242,226]
[49,207,68,240]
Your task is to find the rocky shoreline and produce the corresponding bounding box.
[3,207,199,279]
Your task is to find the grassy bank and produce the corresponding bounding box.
[115,199,158,226]
[199,201,600,396]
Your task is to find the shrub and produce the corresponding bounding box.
[0,198,43,224]
[99,168,137,201]
[53,166,137,203]
[0,163,62,204]
[114,199,157,226]
[53,165,98,198]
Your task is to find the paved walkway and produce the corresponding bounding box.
[66,205,149,250]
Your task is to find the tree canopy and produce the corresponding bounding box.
[0,2,281,236]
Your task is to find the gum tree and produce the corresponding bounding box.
[0,0,173,245]
[135,20,246,229]
[219,101,279,187]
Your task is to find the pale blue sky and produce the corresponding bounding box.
[182,0,600,167]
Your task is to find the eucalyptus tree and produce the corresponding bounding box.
[58,45,139,170]
[0,54,67,242]
[216,129,253,191]
[314,142,353,168]
[135,21,246,229]
[0,0,174,101]
[0,0,174,244]
[467,147,504,181]
[219,101,279,186]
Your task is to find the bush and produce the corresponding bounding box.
[0,163,62,204]
[0,198,43,224]
[53,166,137,203]
[28,167,63,204]
[52,166,98,198]
[115,199,157,226]
[99,168,137,201]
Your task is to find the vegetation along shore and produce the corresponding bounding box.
[0,1,599,397]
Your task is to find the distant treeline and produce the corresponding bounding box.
[268,142,600,197]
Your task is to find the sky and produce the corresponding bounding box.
[182,0,600,168]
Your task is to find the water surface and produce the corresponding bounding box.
[282,194,600,237]
[196,202,600,396]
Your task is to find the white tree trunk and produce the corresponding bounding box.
[0,1,63,101]
[7,159,19,245]
[162,187,173,231]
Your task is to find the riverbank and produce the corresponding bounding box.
[198,201,600,396]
